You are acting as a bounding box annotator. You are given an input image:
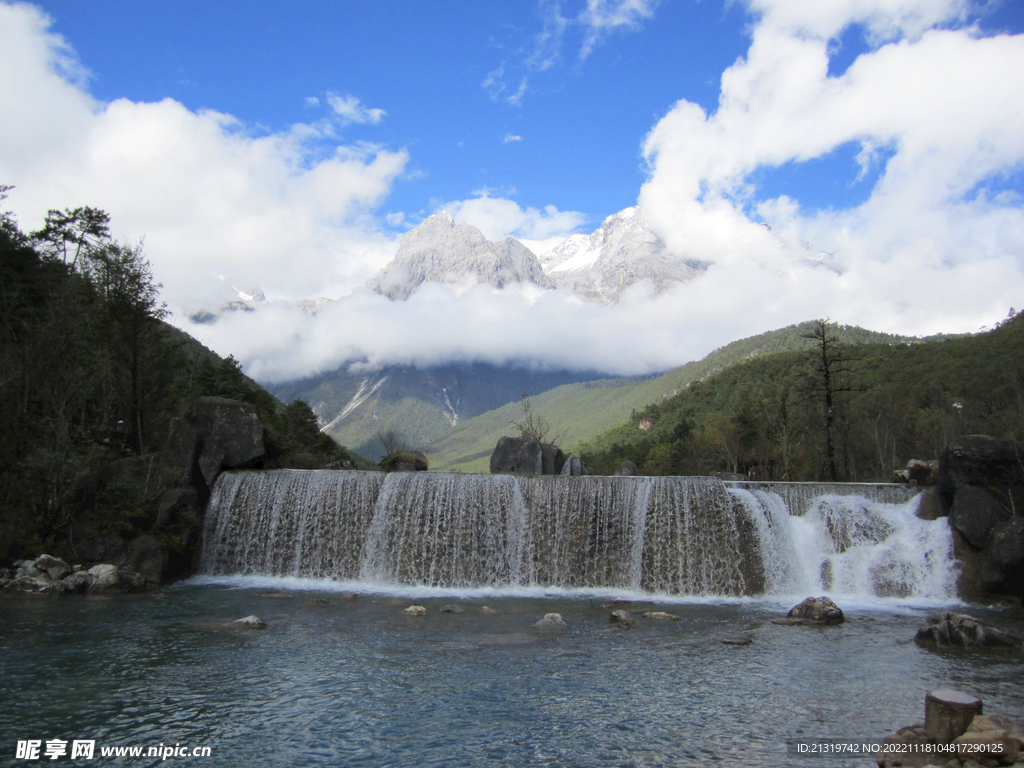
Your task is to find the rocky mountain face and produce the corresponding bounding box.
[267,363,608,461]
[366,211,552,300]
[540,207,706,304]
[366,206,704,305]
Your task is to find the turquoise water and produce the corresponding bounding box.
[1,581,1022,767]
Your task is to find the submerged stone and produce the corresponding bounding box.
[534,613,567,630]
[402,605,427,616]
[608,610,634,627]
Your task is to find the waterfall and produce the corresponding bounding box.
[200,470,957,600]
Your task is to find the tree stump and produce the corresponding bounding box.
[925,689,982,742]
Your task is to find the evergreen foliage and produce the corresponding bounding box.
[577,314,1024,480]
[0,187,360,558]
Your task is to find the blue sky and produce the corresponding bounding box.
[2,1,1024,379]
[28,0,759,226]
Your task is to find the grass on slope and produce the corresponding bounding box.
[427,320,937,471]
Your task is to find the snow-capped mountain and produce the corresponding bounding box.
[367,211,552,300]
[539,207,705,304]
[189,284,270,324]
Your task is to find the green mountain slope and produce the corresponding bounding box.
[575,314,1024,481]
[427,321,932,471]
[269,363,611,460]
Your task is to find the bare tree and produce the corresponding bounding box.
[801,318,862,481]
[377,429,405,456]
[510,393,558,444]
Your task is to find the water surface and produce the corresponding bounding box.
[2,582,1022,767]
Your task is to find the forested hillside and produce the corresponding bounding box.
[577,315,1024,481]
[427,321,942,471]
[0,186,358,559]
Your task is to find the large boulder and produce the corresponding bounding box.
[785,596,845,625]
[913,612,1022,650]
[981,518,1024,597]
[491,436,542,474]
[490,437,566,475]
[166,397,266,494]
[33,554,70,581]
[541,443,566,475]
[949,485,1013,548]
[939,435,1024,495]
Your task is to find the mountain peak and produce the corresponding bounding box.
[367,216,552,301]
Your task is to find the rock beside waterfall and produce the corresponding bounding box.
[913,612,1022,650]
[2,556,147,595]
[784,596,845,625]
[479,605,498,614]
[534,613,567,630]
[894,459,939,486]
[440,604,465,614]
[939,435,1024,493]
[166,396,267,490]
[642,611,680,621]
[232,615,267,629]
[614,460,638,476]
[950,486,1013,549]
[608,610,635,627]
[490,436,566,475]
[402,605,427,616]
[561,455,585,476]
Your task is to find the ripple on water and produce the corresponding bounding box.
[0,585,1022,767]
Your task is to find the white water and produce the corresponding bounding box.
[200,470,957,602]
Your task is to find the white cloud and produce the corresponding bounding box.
[482,63,506,100]
[304,96,320,108]
[5,0,1023,388]
[440,192,586,241]
[526,0,569,71]
[325,92,387,125]
[579,0,657,61]
[0,3,407,312]
[638,0,1024,336]
[503,133,523,143]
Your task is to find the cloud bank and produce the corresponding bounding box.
[0,2,406,311]
[2,0,1023,386]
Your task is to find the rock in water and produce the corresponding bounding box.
[786,596,844,625]
[479,606,498,614]
[402,605,427,616]
[233,615,267,629]
[608,610,635,627]
[534,613,567,630]
[642,611,681,621]
[913,612,1022,650]
[440,604,465,614]
[925,689,983,743]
